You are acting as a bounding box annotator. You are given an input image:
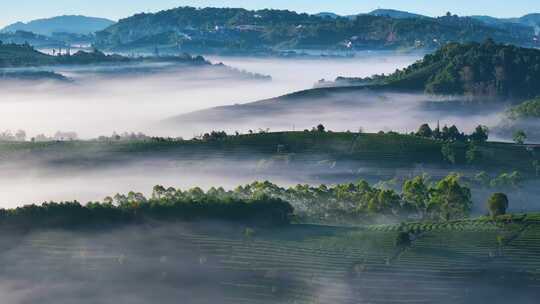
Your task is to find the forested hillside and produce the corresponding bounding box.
[333,40,540,98]
[94,7,536,53]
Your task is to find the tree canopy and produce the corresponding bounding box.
[381,40,540,98]
[0,174,475,230]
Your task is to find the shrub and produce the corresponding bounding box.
[487,193,509,217]
[395,231,412,248]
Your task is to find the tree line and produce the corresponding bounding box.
[0,192,293,230]
[415,123,489,143]
[234,174,473,223]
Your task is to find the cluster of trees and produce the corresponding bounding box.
[0,190,294,230]
[487,193,509,217]
[512,130,528,144]
[0,175,475,230]
[414,123,490,164]
[416,123,489,143]
[96,132,151,142]
[472,171,523,189]
[200,131,228,141]
[234,174,472,223]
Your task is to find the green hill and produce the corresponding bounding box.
[334,40,540,98]
[0,42,211,69]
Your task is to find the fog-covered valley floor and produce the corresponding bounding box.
[0,53,420,139]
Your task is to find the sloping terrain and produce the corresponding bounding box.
[1,215,539,303]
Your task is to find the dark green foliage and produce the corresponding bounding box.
[470,125,489,143]
[382,40,540,97]
[466,143,482,164]
[416,124,433,138]
[487,193,509,217]
[402,175,430,217]
[513,130,527,144]
[0,190,294,230]
[0,173,474,230]
[201,130,228,141]
[395,231,412,248]
[428,174,473,221]
[441,142,457,164]
[237,174,472,223]
[416,123,474,142]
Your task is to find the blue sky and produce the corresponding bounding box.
[1,0,539,27]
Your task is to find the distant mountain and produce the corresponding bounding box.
[1,15,115,36]
[368,9,427,19]
[315,9,427,21]
[314,12,341,19]
[95,6,536,54]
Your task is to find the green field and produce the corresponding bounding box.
[4,215,539,303]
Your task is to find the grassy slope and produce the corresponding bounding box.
[8,214,540,303]
[0,132,537,174]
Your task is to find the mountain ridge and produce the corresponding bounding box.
[1,15,116,36]
[94,6,537,54]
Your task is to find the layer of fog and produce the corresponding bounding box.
[206,52,422,93]
[2,153,538,215]
[0,156,435,208]
[169,90,509,140]
[0,53,419,139]
[492,117,540,142]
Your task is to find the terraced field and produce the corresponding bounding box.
[1,216,539,303]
